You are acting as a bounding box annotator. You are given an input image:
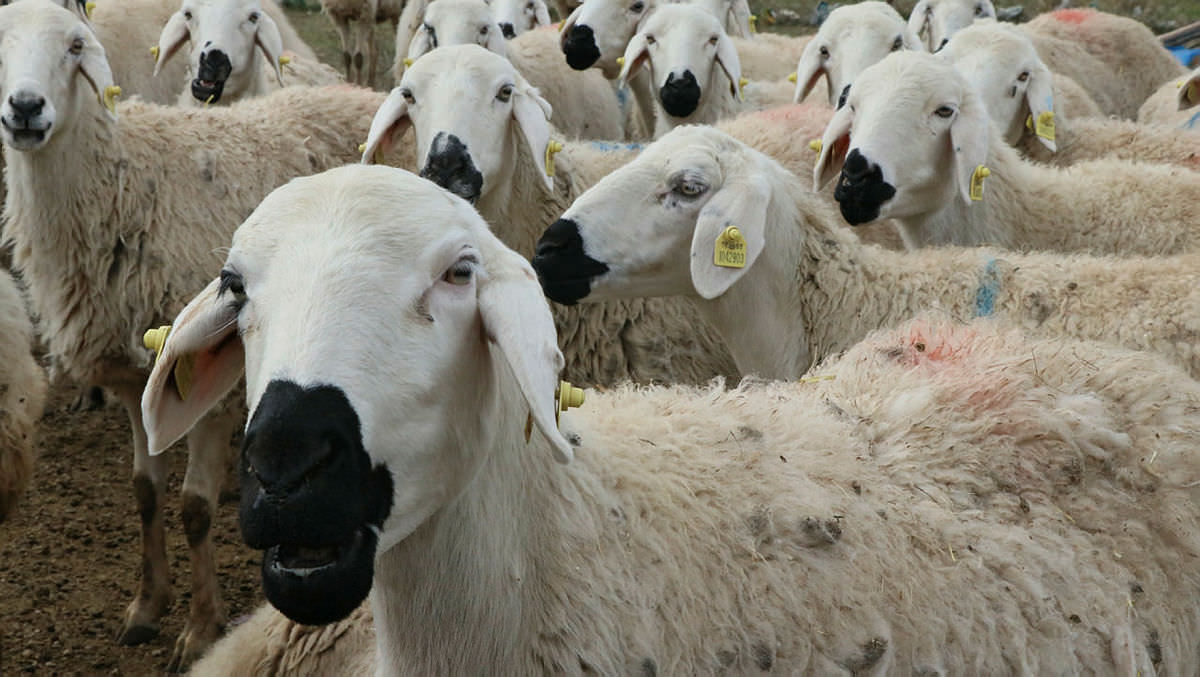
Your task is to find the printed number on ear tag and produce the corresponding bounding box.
[1033,111,1055,142]
[714,225,747,268]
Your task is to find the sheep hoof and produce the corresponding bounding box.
[166,621,223,672]
[116,619,160,646]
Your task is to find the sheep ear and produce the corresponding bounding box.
[512,76,554,191]
[77,33,118,120]
[255,11,285,86]
[902,26,923,50]
[616,33,650,91]
[689,162,770,299]
[907,0,931,48]
[951,95,991,204]
[793,39,826,103]
[813,103,852,190]
[714,32,741,98]
[534,0,551,26]
[1025,62,1056,152]
[485,23,508,55]
[154,10,190,76]
[477,247,573,463]
[1179,71,1200,111]
[407,29,433,61]
[141,277,246,455]
[726,0,753,38]
[559,4,582,48]
[361,87,412,164]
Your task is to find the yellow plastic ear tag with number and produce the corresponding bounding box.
[969,165,990,202]
[143,325,193,400]
[713,225,747,268]
[1185,81,1199,106]
[101,85,120,112]
[544,140,563,177]
[1033,111,1054,141]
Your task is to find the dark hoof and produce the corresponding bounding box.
[116,622,160,646]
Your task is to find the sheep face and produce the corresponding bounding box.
[154,0,283,105]
[617,5,739,120]
[907,0,995,52]
[814,51,991,226]
[535,125,767,303]
[0,1,116,152]
[363,45,554,203]
[141,165,572,626]
[560,0,652,76]
[793,2,920,106]
[491,0,551,39]
[940,23,1056,150]
[407,0,507,63]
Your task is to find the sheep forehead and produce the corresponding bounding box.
[853,52,965,111]
[405,44,515,91]
[641,4,721,36]
[634,126,726,179]
[942,28,1038,80]
[183,0,262,13]
[426,0,493,24]
[0,0,84,35]
[822,2,903,38]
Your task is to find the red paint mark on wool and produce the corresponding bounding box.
[751,104,833,127]
[1049,8,1094,24]
[885,320,1019,413]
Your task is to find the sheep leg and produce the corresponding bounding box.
[332,16,355,82]
[166,411,238,673]
[353,14,374,86]
[115,388,174,646]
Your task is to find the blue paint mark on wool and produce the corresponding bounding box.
[588,141,646,152]
[974,259,1000,317]
[1186,110,1200,130]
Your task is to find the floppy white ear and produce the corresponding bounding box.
[407,28,434,60]
[902,26,923,51]
[813,103,852,190]
[1179,71,1200,111]
[485,23,508,54]
[907,0,931,49]
[559,4,582,47]
[951,91,992,204]
[726,0,753,38]
[477,247,573,462]
[142,277,246,455]
[689,158,770,299]
[616,33,651,90]
[255,11,285,85]
[154,10,190,76]
[1025,62,1056,152]
[714,32,741,98]
[361,87,412,164]
[793,39,826,103]
[77,32,118,120]
[534,0,551,26]
[511,76,554,191]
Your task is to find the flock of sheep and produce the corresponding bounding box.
[0,0,1198,671]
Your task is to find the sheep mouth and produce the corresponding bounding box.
[3,127,47,150]
[261,526,378,625]
[191,78,225,104]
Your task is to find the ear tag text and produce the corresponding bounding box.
[144,325,193,400]
[1025,110,1055,141]
[969,165,990,202]
[714,225,747,268]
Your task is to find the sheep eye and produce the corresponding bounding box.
[837,84,850,109]
[974,4,985,15]
[248,11,259,22]
[183,9,192,20]
[675,180,706,197]
[400,88,415,104]
[69,37,84,55]
[630,1,644,11]
[218,269,247,302]
[497,84,514,102]
[526,1,534,8]
[645,34,656,45]
[934,105,955,118]
[443,260,474,285]
[480,24,489,35]
[708,35,719,46]
[891,36,903,51]
[1017,71,1030,82]
[819,45,830,59]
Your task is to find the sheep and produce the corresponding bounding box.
[533,124,1200,383]
[322,0,402,86]
[490,0,552,38]
[152,0,342,107]
[0,2,392,669]
[792,1,922,107]
[149,164,1200,674]
[400,1,625,140]
[615,4,791,137]
[363,44,739,385]
[908,1,1185,118]
[812,51,1200,254]
[0,269,48,524]
[1139,67,1200,130]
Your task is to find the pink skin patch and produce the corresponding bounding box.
[1048,8,1094,24]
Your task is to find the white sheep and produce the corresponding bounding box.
[490,0,552,38]
[0,1,391,669]
[942,23,1199,170]
[909,2,1185,118]
[363,44,739,385]
[792,1,922,107]
[152,0,342,107]
[0,269,48,524]
[1139,67,1200,130]
[615,4,791,137]
[321,0,402,86]
[532,124,1200,382]
[812,51,1200,253]
[151,164,1200,675]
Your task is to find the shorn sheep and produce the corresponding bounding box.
[942,22,1198,170]
[1139,67,1200,130]
[363,44,739,385]
[153,0,341,107]
[153,165,1200,674]
[814,52,1200,253]
[321,0,401,86]
[0,1,387,669]
[0,269,47,524]
[533,125,1200,382]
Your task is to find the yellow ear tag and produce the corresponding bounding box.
[969,165,990,202]
[278,55,291,67]
[544,139,563,178]
[737,77,748,102]
[403,57,413,67]
[85,1,95,18]
[616,56,625,67]
[555,380,585,424]
[787,71,797,83]
[101,85,120,112]
[748,14,758,32]
[1033,110,1054,141]
[713,225,747,268]
[809,138,822,153]
[149,45,160,59]
[1185,82,1199,106]
[143,325,193,400]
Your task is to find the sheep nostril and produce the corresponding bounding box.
[841,149,876,182]
[500,22,516,39]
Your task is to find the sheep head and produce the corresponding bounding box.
[141,164,572,625]
[617,4,740,121]
[363,45,554,204]
[793,1,921,106]
[154,0,284,105]
[490,0,551,39]
[940,22,1057,151]
[406,0,508,63]
[814,51,992,226]
[0,0,117,152]
[907,0,996,52]
[560,0,653,76]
